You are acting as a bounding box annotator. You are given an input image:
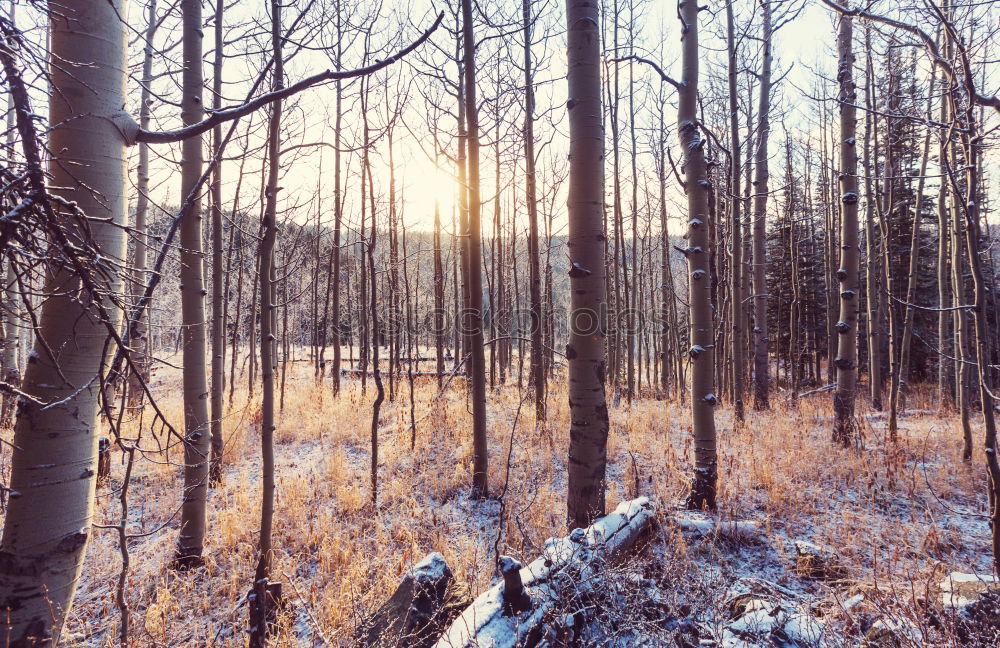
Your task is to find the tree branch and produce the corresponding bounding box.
[135,11,444,144]
[609,54,682,90]
[819,0,1000,115]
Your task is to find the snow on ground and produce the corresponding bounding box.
[18,363,993,647]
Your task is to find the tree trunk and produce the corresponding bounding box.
[249,8,283,643]
[125,0,155,411]
[937,83,955,414]
[460,0,488,498]
[679,0,718,511]
[331,11,344,395]
[832,13,860,446]
[862,35,883,411]
[726,0,745,423]
[890,69,936,433]
[208,0,225,486]
[433,160,446,388]
[522,0,545,421]
[0,0,127,640]
[174,0,212,568]
[363,86,385,508]
[564,0,609,529]
[751,0,773,410]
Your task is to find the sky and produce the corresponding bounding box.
[7,0,999,234]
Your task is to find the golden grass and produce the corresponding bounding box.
[56,353,991,646]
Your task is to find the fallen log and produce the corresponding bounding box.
[340,369,461,377]
[433,497,655,648]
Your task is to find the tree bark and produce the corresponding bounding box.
[1,1,21,426]
[174,0,212,567]
[751,0,773,410]
[726,0,745,423]
[890,69,936,435]
[679,0,718,511]
[208,0,225,486]
[249,3,282,642]
[0,0,127,640]
[832,13,860,446]
[331,7,344,395]
[460,0,488,498]
[522,0,545,422]
[862,34,883,411]
[564,0,609,529]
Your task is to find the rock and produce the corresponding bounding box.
[939,571,998,611]
[357,552,469,648]
[941,573,1000,646]
[783,611,827,645]
[60,632,87,648]
[793,540,847,581]
[863,617,921,647]
[723,578,829,647]
[959,589,1000,645]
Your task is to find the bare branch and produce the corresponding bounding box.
[135,12,445,144]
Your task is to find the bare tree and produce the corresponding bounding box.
[750,0,774,410]
[461,0,489,498]
[174,0,213,568]
[678,0,718,510]
[832,11,859,446]
[523,0,545,422]
[564,0,610,529]
[249,1,283,641]
[0,0,128,640]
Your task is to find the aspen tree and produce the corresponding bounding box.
[877,61,902,440]
[208,0,225,485]
[937,64,955,414]
[433,139,446,386]
[0,0,20,426]
[363,76,385,507]
[832,12,860,446]
[678,0,718,510]
[123,0,155,410]
[750,0,773,410]
[0,0,128,640]
[433,167,446,387]
[175,0,212,568]
[461,0,489,498]
[861,33,883,410]
[523,0,545,421]
[625,5,639,403]
[564,0,610,529]
[249,0,282,639]
[604,3,623,396]
[330,0,345,395]
[726,0,745,423]
[0,257,17,426]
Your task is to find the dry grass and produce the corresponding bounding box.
[47,353,991,646]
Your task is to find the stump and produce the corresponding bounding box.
[248,579,283,648]
[97,437,111,482]
[358,552,470,648]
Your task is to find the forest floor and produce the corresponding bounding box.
[21,355,996,647]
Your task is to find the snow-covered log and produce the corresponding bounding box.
[433,497,655,648]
